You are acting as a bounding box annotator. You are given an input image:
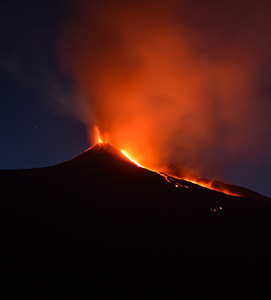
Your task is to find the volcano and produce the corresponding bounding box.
[1,143,271,297]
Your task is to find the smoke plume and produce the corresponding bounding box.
[59,0,271,180]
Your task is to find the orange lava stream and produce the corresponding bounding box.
[93,126,242,197]
[182,178,241,197]
[121,150,144,168]
[120,149,241,197]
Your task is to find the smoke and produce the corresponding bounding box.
[59,0,271,179]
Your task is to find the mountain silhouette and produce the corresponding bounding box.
[1,143,271,297]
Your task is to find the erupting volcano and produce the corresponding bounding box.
[90,126,268,201]
[1,0,271,297]
[1,140,271,296]
[58,0,271,200]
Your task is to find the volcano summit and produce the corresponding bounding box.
[1,143,271,296]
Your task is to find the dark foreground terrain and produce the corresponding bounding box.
[1,143,271,298]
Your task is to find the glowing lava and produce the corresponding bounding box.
[121,150,144,168]
[94,126,105,144]
[186,179,241,197]
[93,126,242,197]
[120,149,242,197]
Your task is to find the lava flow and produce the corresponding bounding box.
[183,178,241,197]
[121,150,144,168]
[92,126,243,197]
[120,147,242,196]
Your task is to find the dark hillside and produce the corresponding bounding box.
[1,143,271,297]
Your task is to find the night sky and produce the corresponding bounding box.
[0,1,89,168]
[0,0,270,197]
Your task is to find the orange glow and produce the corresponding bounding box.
[60,1,270,200]
[158,166,243,197]
[93,124,243,197]
[179,177,241,197]
[120,147,241,197]
[94,126,105,144]
[121,150,144,168]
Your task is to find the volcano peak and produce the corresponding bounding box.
[81,142,125,160]
[61,142,142,172]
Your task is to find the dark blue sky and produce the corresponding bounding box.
[0,0,89,169]
[0,0,270,197]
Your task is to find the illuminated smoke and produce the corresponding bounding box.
[59,0,271,181]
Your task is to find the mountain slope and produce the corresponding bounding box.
[1,143,271,297]
[1,142,271,249]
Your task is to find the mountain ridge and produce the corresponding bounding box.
[1,142,271,296]
[56,142,269,201]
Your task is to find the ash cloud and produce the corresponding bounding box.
[59,0,271,187]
